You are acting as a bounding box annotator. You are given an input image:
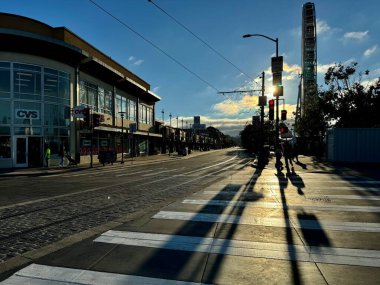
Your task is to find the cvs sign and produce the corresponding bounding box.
[72,106,89,118]
[15,109,40,120]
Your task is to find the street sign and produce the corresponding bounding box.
[72,106,88,118]
[271,56,283,73]
[258,96,267,106]
[252,115,260,126]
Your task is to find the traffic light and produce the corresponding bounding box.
[268,99,274,121]
[281,110,287,121]
[280,125,289,134]
[83,107,90,128]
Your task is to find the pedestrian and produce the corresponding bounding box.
[275,145,283,171]
[45,145,51,167]
[282,141,294,173]
[59,143,66,167]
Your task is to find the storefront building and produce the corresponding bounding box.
[0,13,161,168]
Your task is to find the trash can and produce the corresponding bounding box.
[98,150,117,166]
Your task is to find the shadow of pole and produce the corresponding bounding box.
[276,169,302,285]
[118,149,260,283]
[200,167,263,283]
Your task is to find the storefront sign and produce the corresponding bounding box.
[82,139,91,146]
[15,109,40,120]
[72,106,89,118]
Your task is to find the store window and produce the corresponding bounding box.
[116,94,127,117]
[80,81,98,111]
[98,88,112,115]
[44,104,70,127]
[0,62,10,99]
[138,104,152,124]
[0,101,11,124]
[44,68,70,105]
[13,63,42,101]
[0,136,11,159]
[129,99,136,121]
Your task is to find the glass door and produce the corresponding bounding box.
[14,136,28,167]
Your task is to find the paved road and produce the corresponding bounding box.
[1,149,380,284]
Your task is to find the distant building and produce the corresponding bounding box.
[192,116,206,130]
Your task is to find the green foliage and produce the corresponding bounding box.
[321,62,380,128]
[297,61,380,136]
[240,121,274,152]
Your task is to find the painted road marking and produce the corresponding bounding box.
[142,168,185,176]
[115,169,154,177]
[182,199,380,212]
[153,211,380,232]
[94,230,380,268]
[201,190,380,201]
[0,263,207,285]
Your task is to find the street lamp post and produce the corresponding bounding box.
[169,113,172,127]
[243,33,280,146]
[118,111,126,164]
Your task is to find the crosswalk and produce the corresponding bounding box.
[2,165,380,284]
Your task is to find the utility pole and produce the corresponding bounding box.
[260,71,265,150]
[169,113,172,127]
[161,109,164,122]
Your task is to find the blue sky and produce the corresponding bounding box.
[3,0,379,135]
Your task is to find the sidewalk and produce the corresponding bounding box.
[0,150,216,177]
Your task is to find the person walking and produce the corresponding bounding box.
[59,143,66,167]
[282,141,294,173]
[45,145,51,167]
[275,145,283,171]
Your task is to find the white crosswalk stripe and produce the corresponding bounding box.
[201,190,380,200]
[0,264,207,285]
[153,211,380,232]
[94,230,380,268]
[181,199,380,212]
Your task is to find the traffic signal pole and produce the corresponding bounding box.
[260,72,265,150]
[275,38,280,148]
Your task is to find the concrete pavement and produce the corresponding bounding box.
[1,152,380,284]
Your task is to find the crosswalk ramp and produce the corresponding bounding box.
[2,169,380,284]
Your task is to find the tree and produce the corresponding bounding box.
[295,61,380,155]
[321,62,380,128]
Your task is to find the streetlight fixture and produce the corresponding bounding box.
[118,111,126,164]
[243,33,280,146]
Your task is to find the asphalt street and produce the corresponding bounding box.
[0,148,379,284]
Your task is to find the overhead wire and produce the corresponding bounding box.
[88,0,220,92]
[148,0,253,81]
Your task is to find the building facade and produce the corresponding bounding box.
[0,13,161,168]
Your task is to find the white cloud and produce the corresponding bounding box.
[133,59,144,66]
[343,31,368,40]
[317,62,335,74]
[128,56,135,61]
[364,45,378,57]
[316,19,331,35]
[152,86,160,93]
[212,95,258,116]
